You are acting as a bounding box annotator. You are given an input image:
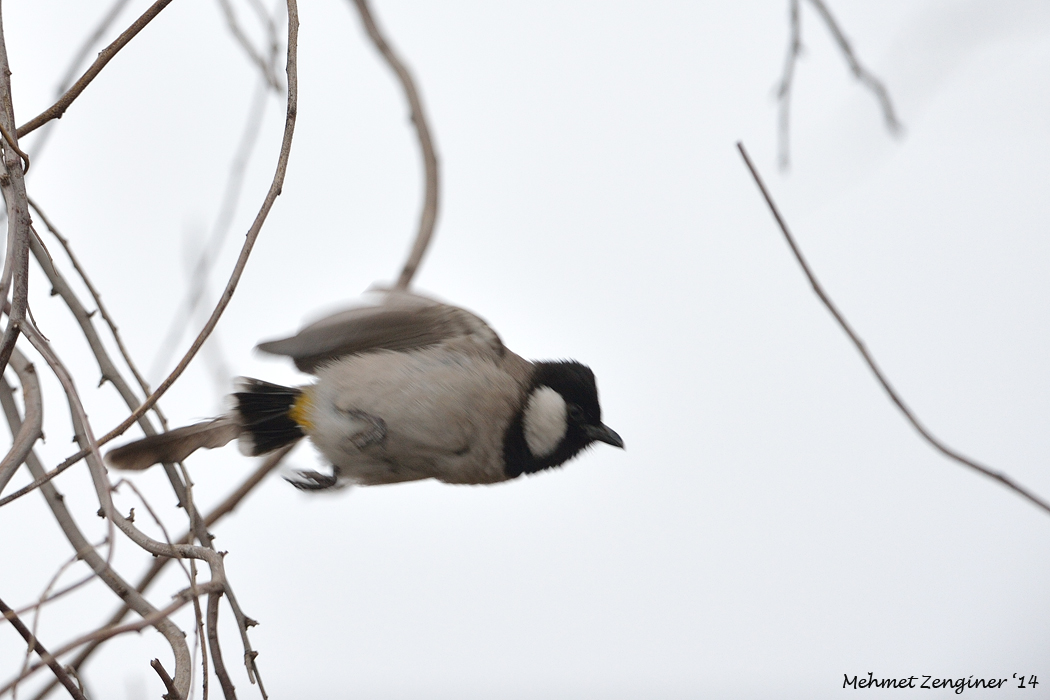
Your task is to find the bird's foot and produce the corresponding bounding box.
[285,470,339,491]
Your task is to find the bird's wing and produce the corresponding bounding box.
[256,290,504,373]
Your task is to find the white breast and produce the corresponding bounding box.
[523,386,567,458]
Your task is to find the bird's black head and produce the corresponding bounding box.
[503,360,623,478]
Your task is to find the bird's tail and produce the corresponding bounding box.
[231,378,306,456]
[106,378,306,470]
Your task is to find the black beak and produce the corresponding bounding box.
[584,423,624,449]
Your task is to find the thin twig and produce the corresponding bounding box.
[29,197,166,426]
[4,0,298,512]
[8,537,108,618]
[28,0,134,162]
[807,0,900,133]
[26,445,293,700]
[207,592,237,700]
[215,0,282,90]
[65,0,298,455]
[774,0,901,170]
[0,369,192,699]
[150,78,270,381]
[151,658,181,700]
[776,0,801,169]
[189,557,210,700]
[349,0,439,290]
[0,451,79,508]
[736,141,1050,517]
[0,119,29,173]
[0,4,34,382]
[0,351,41,494]
[16,0,177,138]
[0,596,87,700]
[0,582,225,698]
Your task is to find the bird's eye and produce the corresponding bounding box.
[567,404,585,422]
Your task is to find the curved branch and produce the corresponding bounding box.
[16,0,177,138]
[737,142,1050,517]
[349,0,439,290]
[87,0,298,454]
[0,366,192,697]
[215,0,282,91]
[807,0,901,133]
[0,5,34,382]
[5,0,301,502]
[25,445,293,700]
[29,197,164,425]
[24,0,134,163]
[0,596,87,700]
[0,350,41,494]
[0,581,225,698]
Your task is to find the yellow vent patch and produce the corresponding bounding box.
[289,391,314,432]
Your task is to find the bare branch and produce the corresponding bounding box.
[1,0,297,512]
[0,5,34,381]
[74,0,299,455]
[775,0,901,170]
[349,0,439,290]
[29,197,165,426]
[16,0,176,138]
[807,0,901,133]
[215,0,282,91]
[207,593,237,700]
[26,0,134,162]
[26,215,215,561]
[0,367,192,698]
[0,350,41,494]
[0,119,29,173]
[151,658,181,700]
[776,0,801,169]
[0,582,225,698]
[150,79,270,381]
[0,450,79,508]
[26,445,293,700]
[0,596,87,700]
[736,141,1050,517]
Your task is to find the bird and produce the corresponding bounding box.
[106,290,623,488]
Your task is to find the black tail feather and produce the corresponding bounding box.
[233,378,305,455]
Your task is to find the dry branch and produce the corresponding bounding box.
[150,79,271,381]
[0,596,87,700]
[216,0,282,90]
[24,446,292,700]
[349,0,439,290]
[0,365,192,698]
[0,351,40,493]
[0,5,34,381]
[0,582,225,698]
[5,0,300,520]
[736,141,1050,517]
[151,658,180,700]
[29,197,164,425]
[16,0,176,138]
[28,0,134,162]
[26,208,213,559]
[775,0,900,169]
[78,0,299,453]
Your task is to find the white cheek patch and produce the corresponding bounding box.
[523,386,568,458]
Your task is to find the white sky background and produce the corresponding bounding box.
[0,0,1048,698]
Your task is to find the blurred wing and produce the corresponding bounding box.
[256,290,504,373]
